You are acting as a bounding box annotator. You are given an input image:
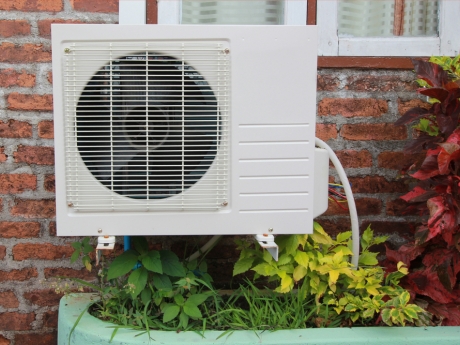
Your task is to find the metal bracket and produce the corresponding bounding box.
[96,236,116,266]
[255,234,278,261]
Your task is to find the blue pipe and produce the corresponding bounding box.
[124,235,131,251]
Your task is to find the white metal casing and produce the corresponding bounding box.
[52,24,321,237]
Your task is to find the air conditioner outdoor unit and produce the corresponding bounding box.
[52,24,327,237]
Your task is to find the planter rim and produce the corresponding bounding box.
[58,293,460,345]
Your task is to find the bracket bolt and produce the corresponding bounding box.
[68,202,73,207]
[98,229,102,234]
[221,201,228,207]
[64,48,71,53]
[268,228,273,233]
[223,48,230,54]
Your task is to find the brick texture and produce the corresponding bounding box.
[334,150,372,168]
[0,43,51,63]
[398,98,430,115]
[317,74,339,91]
[348,176,408,194]
[49,221,56,236]
[0,174,36,194]
[316,123,337,141]
[378,151,425,170]
[324,197,382,216]
[7,93,53,111]
[0,312,35,331]
[70,0,118,12]
[0,291,20,308]
[0,147,6,162]
[42,310,58,328]
[10,199,56,218]
[13,243,72,260]
[44,174,55,192]
[38,19,85,37]
[38,120,54,139]
[44,267,97,280]
[318,98,388,117]
[0,268,38,282]
[24,289,62,306]
[0,68,35,87]
[0,20,30,37]
[0,0,62,11]
[346,75,416,92]
[0,245,5,260]
[0,120,32,138]
[0,221,40,238]
[15,332,57,345]
[0,335,10,345]
[14,146,54,165]
[340,124,407,141]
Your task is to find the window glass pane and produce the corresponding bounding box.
[181,0,284,24]
[338,0,438,37]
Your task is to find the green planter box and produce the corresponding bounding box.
[59,293,460,345]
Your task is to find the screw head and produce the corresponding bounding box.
[67,202,73,207]
[221,201,228,207]
[98,229,102,234]
[223,48,230,54]
[64,48,70,53]
[268,228,273,233]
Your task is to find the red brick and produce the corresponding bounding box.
[378,151,425,170]
[0,222,40,238]
[10,199,56,218]
[0,43,51,63]
[314,219,352,238]
[70,0,118,12]
[47,71,52,84]
[0,291,19,308]
[340,124,407,141]
[42,310,58,328]
[318,98,388,117]
[0,68,35,87]
[386,198,420,216]
[0,147,6,162]
[325,197,382,216]
[44,174,55,192]
[0,312,34,331]
[0,245,5,259]
[7,93,53,111]
[13,243,72,260]
[0,268,38,282]
[38,19,86,37]
[316,123,337,141]
[0,335,10,345]
[398,98,430,115]
[0,0,62,11]
[334,150,372,168]
[348,176,408,194]
[0,174,36,194]
[0,120,32,138]
[38,120,54,139]
[44,267,97,281]
[317,74,339,91]
[14,146,54,165]
[0,20,30,37]
[360,221,416,238]
[15,332,57,345]
[346,75,416,92]
[24,289,62,307]
[49,221,56,236]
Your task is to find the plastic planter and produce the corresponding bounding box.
[58,293,460,345]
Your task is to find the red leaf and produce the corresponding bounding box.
[400,186,429,203]
[419,87,449,102]
[437,96,460,136]
[395,107,432,126]
[437,143,460,174]
[412,59,449,87]
[406,268,456,303]
[411,155,440,180]
[427,196,458,245]
[446,128,460,144]
[427,303,460,326]
[385,242,424,267]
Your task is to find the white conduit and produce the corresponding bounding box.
[315,137,360,269]
[186,235,222,262]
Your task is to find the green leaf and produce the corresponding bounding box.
[141,287,152,305]
[107,250,139,280]
[251,262,277,276]
[403,306,419,320]
[128,267,148,298]
[163,304,180,323]
[293,265,307,282]
[152,273,172,290]
[174,294,185,306]
[311,222,333,244]
[71,242,82,250]
[82,255,92,271]
[277,254,293,266]
[132,237,149,255]
[142,250,162,274]
[70,250,80,264]
[179,311,189,329]
[399,291,410,305]
[183,302,202,319]
[262,248,273,263]
[358,252,378,266]
[187,294,210,306]
[381,308,392,326]
[233,257,254,276]
[361,226,373,250]
[284,235,300,255]
[294,251,309,268]
[336,231,352,243]
[160,251,185,277]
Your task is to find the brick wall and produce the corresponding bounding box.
[0,1,421,344]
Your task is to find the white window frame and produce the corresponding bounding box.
[317,0,460,56]
[157,0,307,25]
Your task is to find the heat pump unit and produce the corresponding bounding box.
[52,24,327,237]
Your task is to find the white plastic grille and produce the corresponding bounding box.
[63,41,230,212]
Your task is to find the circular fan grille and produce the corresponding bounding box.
[76,53,219,200]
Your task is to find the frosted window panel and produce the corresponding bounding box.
[182,1,284,24]
[338,0,438,37]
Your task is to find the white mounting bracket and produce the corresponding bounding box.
[96,236,116,265]
[255,234,278,261]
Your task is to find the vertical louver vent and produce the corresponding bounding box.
[63,42,230,212]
